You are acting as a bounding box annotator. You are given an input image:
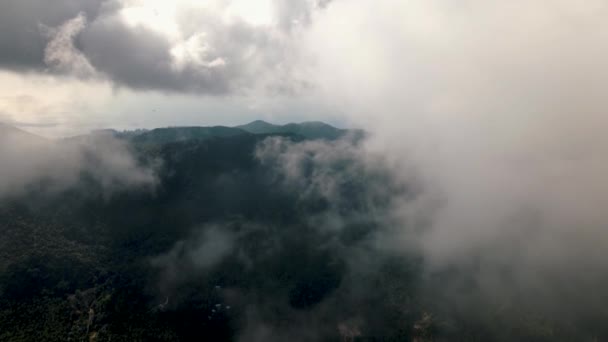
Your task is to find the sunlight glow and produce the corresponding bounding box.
[118,0,276,71]
[120,0,275,39]
[226,0,275,26]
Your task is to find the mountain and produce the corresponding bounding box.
[282,121,346,140]
[130,126,249,144]
[0,123,49,151]
[0,123,47,142]
[60,120,357,146]
[236,120,349,140]
[0,123,596,341]
[102,120,355,145]
[235,120,283,134]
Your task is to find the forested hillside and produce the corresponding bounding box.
[1,125,606,342]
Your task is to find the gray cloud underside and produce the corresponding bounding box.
[0,0,103,70]
[0,0,322,94]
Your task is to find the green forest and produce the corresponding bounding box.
[1,122,606,341]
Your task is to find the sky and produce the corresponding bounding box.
[0,0,343,137]
[2,0,608,138]
[3,0,608,267]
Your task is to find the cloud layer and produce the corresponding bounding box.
[299,0,608,323]
[0,0,325,94]
[0,125,157,199]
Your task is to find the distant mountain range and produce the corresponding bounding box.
[236,120,352,140]
[129,126,246,144]
[0,123,49,151]
[0,117,396,342]
[0,123,47,141]
[1,120,364,146]
[105,120,361,144]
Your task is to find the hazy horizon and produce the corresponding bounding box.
[1,118,353,139]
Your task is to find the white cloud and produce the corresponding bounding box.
[300,0,608,295]
[42,12,97,78]
[0,126,157,199]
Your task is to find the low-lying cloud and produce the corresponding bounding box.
[0,0,324,94]
[300,0,608,334]
[0,125,157,199]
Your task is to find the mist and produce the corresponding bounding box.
[0,124,157,199]
[296,0,608,335]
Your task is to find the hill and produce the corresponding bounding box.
[0,121,585,342]
[73,121,357,145]
[0,123,48,144]
[234,120,282,134]
[130,126,249,144]
[0,130,415,341]
[236,120,349,140]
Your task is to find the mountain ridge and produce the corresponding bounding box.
[100,120,355,144]
[236,120,349,140]
[0,123,47,140]
[0,120,360,145]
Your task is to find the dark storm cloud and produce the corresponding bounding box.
[79,10,269,94]
[78,4,311,94]
[0,0,323,94]
[0,0,104,71]
[79,15,192,91]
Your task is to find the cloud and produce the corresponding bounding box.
[144,135,418,340]
[42,12,96,78]
[0,0,104,71]
[273,0,332,32]
[0,0,322,94]
[0,125,157,199]
[255,136,411,231]
[80,13,187,91]
[300,0,608,328]
[80,1,311,94]
[152,224,238,299]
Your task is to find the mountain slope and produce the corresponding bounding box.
[235,120,283,134]
[237,120,348,140]
[0,123,48,143]
[131,126,249,144]
[68,120,354,146]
